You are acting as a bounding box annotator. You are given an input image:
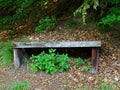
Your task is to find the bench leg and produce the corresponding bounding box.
[90,48,99,74]
[14,48,23,69]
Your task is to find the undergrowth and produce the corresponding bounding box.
[0,41,13,66]
[9,81,29,90]
[29,49,71,74]
[98,81,118,90]
[35,16,56,33]
[75,57,85,67]
[74,0,120,32]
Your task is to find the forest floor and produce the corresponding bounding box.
[0,17,120,90]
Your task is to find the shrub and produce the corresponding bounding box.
[0,41,13,66]
[75,57,85,67]
[29,49,71,74]
[35,16,56,33]
[0,0,51,31]
[98,7,120,31]
[74,0,120,31]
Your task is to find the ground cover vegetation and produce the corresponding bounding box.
[0,80,30,90]
[9,81,29,90]
[0,41,13,66]
[0,80,117,90]
[29,49,93,74]
[29,49,71,74]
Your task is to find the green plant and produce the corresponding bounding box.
[0,41,13,66]
[0,0,55,31]
[9,81,29,90]
[56,54,71,72]
[98,7,120,31]
[35,16,56,33]
[82,65,92,72]
[74,0,120,31]
[75,57,85,67]
[98,81,118,90]
[29,49,71,74]
[74,0,99,24]
[0,35,2,40]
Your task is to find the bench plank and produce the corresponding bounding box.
[12,41,101,48]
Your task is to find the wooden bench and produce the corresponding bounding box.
[12,41,101,74]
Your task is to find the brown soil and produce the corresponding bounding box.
[0,19,120,90]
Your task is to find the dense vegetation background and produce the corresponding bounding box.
[0,0,120,36]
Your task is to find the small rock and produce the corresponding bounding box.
[73,78,79,83]
[114,76,119,81]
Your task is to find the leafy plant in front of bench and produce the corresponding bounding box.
[75,57,85,67]
[82,65,92,72]
[0,41,13,66]
[29,49,71,74]
[82,58,92,72]
[29,49,57,74]
[35,16,56,33]
[56,54,71,72]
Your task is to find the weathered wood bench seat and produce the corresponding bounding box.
[12,41,101,74]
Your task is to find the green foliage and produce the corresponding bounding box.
[106,0,120,4]
[29,49,71,74]
[98,7,120,31]
[0,35,2,40]
[0,10,28,24]
[0,0,56,31]
[0,0,52,29]
[98,81,118,90]
[0,0,33,30]
[0,41,13,66]
[35,16,56,33]
[21,0,35,9]
[99,14,120,26]
[74,0,120,31]
[75,57,85,67]
[10,81,29,90]
[82,65,92,71]
[56,54,71,72]
[81,58,92,71]
[74,0,99,24]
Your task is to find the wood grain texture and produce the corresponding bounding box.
[12,41,101,48]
